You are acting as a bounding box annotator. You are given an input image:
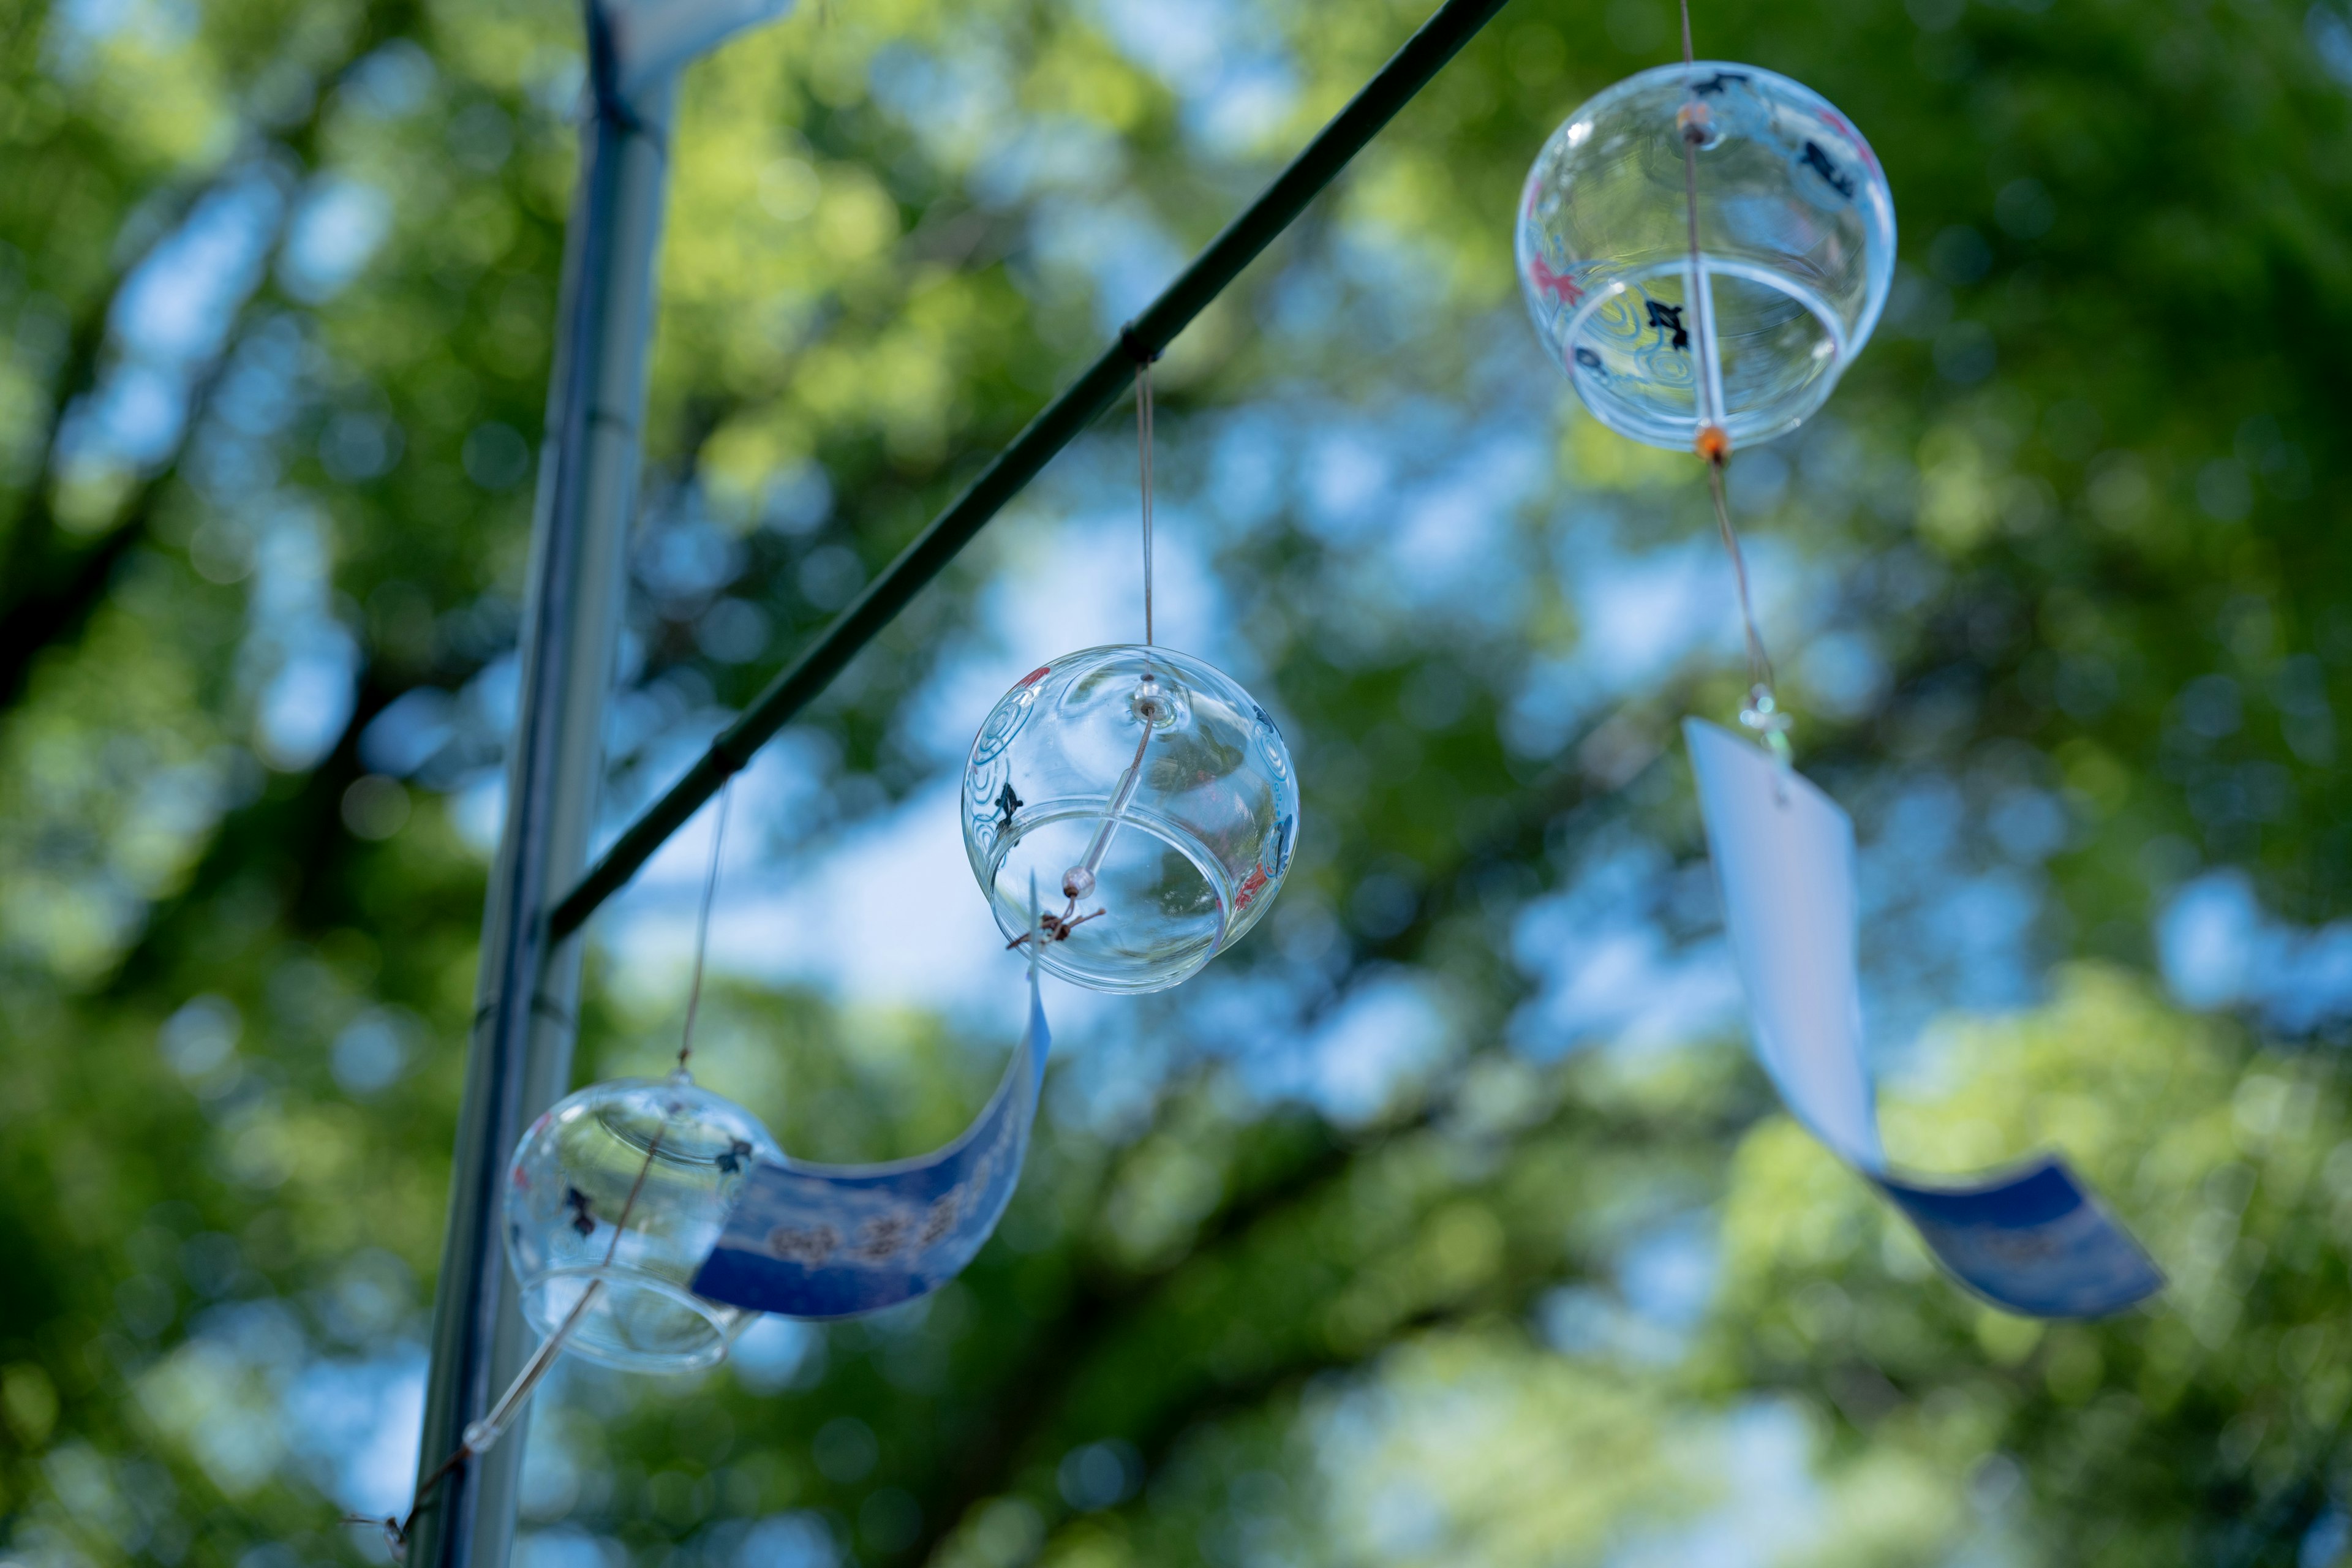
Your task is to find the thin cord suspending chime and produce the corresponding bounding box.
[676,781,732,1066]
[1008,352,1166,955]
[1139,354,1156,649]
[1671,0,1788,761]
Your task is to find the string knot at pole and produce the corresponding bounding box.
[1117,322,1163,366]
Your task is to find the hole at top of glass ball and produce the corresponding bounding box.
[1676,99,1724,152]
[1129,673,1189,730]
[962,646,1300,995]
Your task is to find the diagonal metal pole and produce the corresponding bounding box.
[548,0,1513,943]
[409,10,681,1564]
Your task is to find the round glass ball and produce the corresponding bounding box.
[963,646,1299,994]
[503,1072,781,1372]
[1517,62,1895,450]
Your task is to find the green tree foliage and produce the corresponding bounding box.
[2,0,2350,1562]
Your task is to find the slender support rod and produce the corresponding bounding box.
[409,28,676,1567]
[547,0,1514,941]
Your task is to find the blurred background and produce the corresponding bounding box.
[4,0,2352,1561]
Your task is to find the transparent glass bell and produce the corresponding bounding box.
[503,1071,782,1372]
[1517,61,1895,450]
[963,645,1299,994]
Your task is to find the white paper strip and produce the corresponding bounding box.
[1685,719,2162,1319]
[1685,718,1882,1169]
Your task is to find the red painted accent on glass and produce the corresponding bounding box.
[1820,110,1879,173]
[1526,252,1584,307]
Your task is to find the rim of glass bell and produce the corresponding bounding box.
[1557,258,1851,449]
[980,797,1234,992]
[968,643,1293,995]
[517,1260,741,1373]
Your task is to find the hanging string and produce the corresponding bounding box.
[1705,463,1774,696]
[1675,6,1720,438]
[1137,357,1156,647]
[1014,375,1148,947]
[1014,327,1163,954]
[348,790,733,1560]
[1673,0,1791,763]
[1709,463,1790,759]
[677,778,733,1072]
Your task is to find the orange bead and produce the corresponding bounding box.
[1695,424,1732,464]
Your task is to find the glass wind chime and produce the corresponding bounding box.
[358,796,1059,1555]
[1516,7,2163,1321]
[1515,31,1894,753]
[353,793,780,1554]
[960,339,1300,995]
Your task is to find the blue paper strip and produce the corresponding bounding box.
[690,968,1048,1319]
[1874,1158,2165,1319]
[1686,718,2163,1319]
